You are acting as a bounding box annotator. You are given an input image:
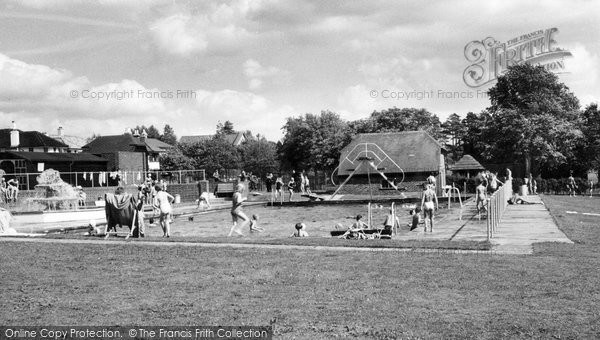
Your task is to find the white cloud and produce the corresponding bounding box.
[149,14,208,56]
[193,89,294,139]
[242,59,289,90]
[560,44,600,107]
[148,2,254,57]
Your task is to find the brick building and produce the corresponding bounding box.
[82,130,172,172]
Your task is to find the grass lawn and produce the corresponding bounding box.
[1,195,599,339]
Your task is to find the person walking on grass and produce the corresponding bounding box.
[153,183,174,237]
[228,184,249,237]
[567,171,577,197]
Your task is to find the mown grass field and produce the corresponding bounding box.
[1,195,599,339]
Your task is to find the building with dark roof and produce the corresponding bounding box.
[0,122,69,153]
[0,151,108,190]
[82,130,173,172]
[336,131,446,195]
[47,126,88,152]
[180,132,247,147]
[450,154,485,178]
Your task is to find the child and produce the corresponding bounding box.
[408,207,423,231]
[87,221,106,237]
[197,191,211,210]
[287,177,295,202]
[249,214,264,232]
[290,223,308,237]
[351,214,369,229]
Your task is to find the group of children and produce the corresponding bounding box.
[0,178,20,204]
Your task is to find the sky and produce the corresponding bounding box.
[0,0,598,142]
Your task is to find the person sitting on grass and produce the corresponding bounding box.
[87,221,106,237]
[249,214,264,232]
[408,207,424,231]
[338,215,369,239]
[290,223,308,237]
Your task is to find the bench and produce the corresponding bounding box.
[216,182,235,197]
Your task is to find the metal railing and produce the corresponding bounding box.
[1,169,206,190]
[486,179,512,240]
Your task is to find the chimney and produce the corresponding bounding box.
[58,126,63,137]
[133,129,140,137]
[140,129,148,141]
[10,121,19,148]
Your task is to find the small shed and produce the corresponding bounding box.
[450,155,485,178]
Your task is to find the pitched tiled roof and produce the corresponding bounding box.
[82,135,172,154]
[451,154,485,171]
[338,131,443,175]
[180,132,246,146]
[48,135,88,149]
[144,138,173,152]
[180,135,212,144]
[3,151,107,162]
[0,129,68,148]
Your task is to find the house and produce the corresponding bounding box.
[449,154,485,178]
[179,131,247,147]
[0,121,69,153]
[47,126,88,153]
[0,121,109,189]
[0,151,108,190]
[336,131,446,195]
[82,129,172,172]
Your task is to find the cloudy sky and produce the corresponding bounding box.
[0,0,598,141]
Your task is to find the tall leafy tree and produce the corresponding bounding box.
[160,124,177,145]
[216,120,235,135]
[485,64,582,175]
[442,113,465,162]
[279,110,351,172]
[349,107,444,141]
[239,137,279,177]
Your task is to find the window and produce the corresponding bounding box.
[29,148,34,152]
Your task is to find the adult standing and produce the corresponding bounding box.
[567,171,577,197]
[228,183,248,237]
[265,173,273,193]
[420,184,438,232]
[153,183,174,237]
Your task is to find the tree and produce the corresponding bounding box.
[441,113,465,162]
[239,137,279,177]
[349,107,444,142]
[577,103,600,172]
[179,137,241,174]
[216,121,235,135]
[279,111,351,172]
[485,64,582,176]
[160,124,177,145]
[159,145,194,170]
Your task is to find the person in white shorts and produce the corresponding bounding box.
[420,183,438,232]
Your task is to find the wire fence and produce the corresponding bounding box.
[1,169,206,191]
[486,178,512,240]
